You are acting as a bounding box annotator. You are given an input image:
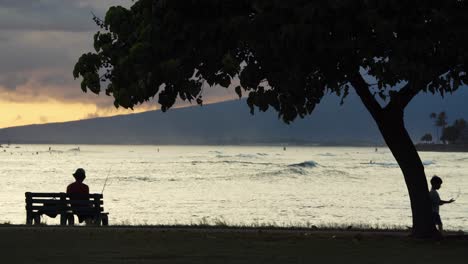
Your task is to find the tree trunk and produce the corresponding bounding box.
[350,75,436,238]
[374,108,437,237]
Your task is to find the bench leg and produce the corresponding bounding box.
[67,214,75,226]
[60,213,67,225]
[26,213,33,225]
[33,215,41,225]
[101,214,109,226]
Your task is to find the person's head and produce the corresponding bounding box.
[73,168,86,182]
[430,175,443,189]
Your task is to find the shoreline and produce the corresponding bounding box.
[416,144,468,152]
[5,142,468,152]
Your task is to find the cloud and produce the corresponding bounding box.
[0,29,106,105]
[86,112,100,119]
[0,0,131,32]
[0,30,91,75]
[0,72,28,89]
[0,1,133,109]
[0,0,238,126]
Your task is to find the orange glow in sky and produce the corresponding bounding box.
[0,99,157,129]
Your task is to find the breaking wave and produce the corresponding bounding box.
[318,153,336,157]
[192,160,275,166]
[422,160,435,166]
[288,161,318,168]
[216,153,264,159]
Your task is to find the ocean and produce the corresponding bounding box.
[1,144,467,230]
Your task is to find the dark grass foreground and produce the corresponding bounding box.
[1,225,467,264]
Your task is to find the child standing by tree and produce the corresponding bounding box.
[429,175,455,233]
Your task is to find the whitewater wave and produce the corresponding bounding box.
[237,154,258,158]
[115,176,182,183]
[288,161,318,168]
[360,161,398,167]
[287,167,308,175]
[192,160,275,166]
[254,167,308,177]
[372,162,399,167]
[318,153,335,157]
[363,160,435,167]
[216,153,264,159]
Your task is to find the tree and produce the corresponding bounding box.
[442,119,467,143]
[73,0,468,237]
[420,133,432,144]
[435,112,448,143]
[429,112,438,143]
[430,111,448,143]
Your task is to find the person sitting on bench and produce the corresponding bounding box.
[67,168,92,224]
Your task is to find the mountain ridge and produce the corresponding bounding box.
[1,90,467,145]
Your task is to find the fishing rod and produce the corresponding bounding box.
[101,167,112,194]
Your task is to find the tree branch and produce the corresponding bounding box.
[349,73,383,120]
[387,81,422,111]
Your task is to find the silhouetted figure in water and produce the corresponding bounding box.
[67,168,91,224]
[429,175,455,233]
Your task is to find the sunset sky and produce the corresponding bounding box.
[0,0,237,129]
[1,1,466,130]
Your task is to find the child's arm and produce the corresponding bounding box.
[440,198,455,205]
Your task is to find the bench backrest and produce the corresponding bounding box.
[25,192,104,215]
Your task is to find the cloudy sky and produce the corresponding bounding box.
[0,0,237,129]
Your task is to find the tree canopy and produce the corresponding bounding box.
[420,133,432,143]
[74,0,468,237]
[442,118,467,143]
[74,0,468,122]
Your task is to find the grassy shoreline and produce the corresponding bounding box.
[1,225,467,263]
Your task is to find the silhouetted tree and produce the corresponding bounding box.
[442,119,467,144]
[429,112,438,143]
[73,0,468,237]
[420,133,432,144]
[435,112,448,143]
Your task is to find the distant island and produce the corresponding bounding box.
[0,96,466,147]
[0,99,386,146]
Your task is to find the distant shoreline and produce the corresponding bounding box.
[3,142,468,152]
[416,144,468,152]
[0,142,385,147]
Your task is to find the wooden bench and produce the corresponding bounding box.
[25,192,109,226]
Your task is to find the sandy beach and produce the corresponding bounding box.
[1,225,467,263]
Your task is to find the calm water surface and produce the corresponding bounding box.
[1,144,467,230]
